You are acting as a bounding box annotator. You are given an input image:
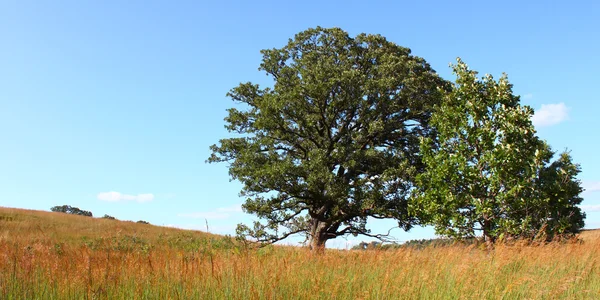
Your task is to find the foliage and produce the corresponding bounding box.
[398,238,468,249]
[351,238,468,250]
[209,27,448,250]
[412,58,585,243]
[50,205,93,217]
[524,150,586,240]
[136,220,150,225]
[102,214,116,220]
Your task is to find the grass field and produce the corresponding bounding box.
[1,207,599,299]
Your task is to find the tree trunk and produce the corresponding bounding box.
[482,219,495,246]
[309,219,329,252]
[309,235,326,252]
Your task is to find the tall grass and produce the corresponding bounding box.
[0,207,599,299]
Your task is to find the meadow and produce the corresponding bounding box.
[1,207,599,299]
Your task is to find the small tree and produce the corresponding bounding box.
[137,220,150,225]
[50,205,93,217]
[412,58,584,243]
[102,214,116,220]
[209,27,448,251]
[522,150,585,240]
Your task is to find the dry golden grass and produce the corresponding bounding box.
[1,206,599,299]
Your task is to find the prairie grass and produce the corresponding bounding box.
[0,207,599,299]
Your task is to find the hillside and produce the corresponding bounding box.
[1,206,599,299]
[580,228,600,240]
[0,206,220,246]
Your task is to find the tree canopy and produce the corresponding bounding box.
[208,27,448,250]
[525,150,585,240]
[411,59,585,243]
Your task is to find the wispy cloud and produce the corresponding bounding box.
[97,191,154,203]
[164,223,238,234]
[580,205,600,212]
[216,204,243,213]
[531,102,570,127]
[177,212,231,220]
[178,204,243,220]
[583,181,600,194]
[522,93,533,100]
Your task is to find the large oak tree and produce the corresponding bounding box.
[209,27,447,250]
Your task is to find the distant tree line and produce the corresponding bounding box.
[49,205,150,225]
[50,205,93,217]
[352,238,477,251]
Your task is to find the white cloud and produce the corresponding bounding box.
[580,205,600,212]
[531,103,570,127]
[178,204,243,220]
[522,93,533,100]
[583,181,600,194]
[177,212,231,220]
[165,223,238,234]
[97,191,154,203]
[216,204,243,213]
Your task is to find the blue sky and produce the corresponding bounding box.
[1,0,599,248]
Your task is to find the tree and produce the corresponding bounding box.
[208,27,448,251]
[102,214,116,220]
[50,205,93,217]
[522,150,585,240]
[412,58,585,243]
